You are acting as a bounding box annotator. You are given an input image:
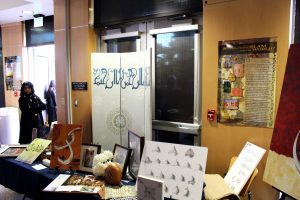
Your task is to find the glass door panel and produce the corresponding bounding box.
[152,29,200,145]
[155,31,195,123]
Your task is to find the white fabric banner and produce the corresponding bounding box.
[91,51,151,151]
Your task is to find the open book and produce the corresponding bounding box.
[204,174,239,200]
[43,174,104,195]
[204,142,266,200]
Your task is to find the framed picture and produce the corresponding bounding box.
[80,144,101,172]
[0,145,28,157]
[113,144,132,178]
[128,131,145,179]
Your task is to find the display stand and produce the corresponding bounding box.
[272,187,297,200]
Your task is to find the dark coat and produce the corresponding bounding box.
[45,88,57,126]
[19,93,46,144]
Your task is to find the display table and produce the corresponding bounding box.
[0,157,56,199]
[0,157,204,200]
[0,157,135,200]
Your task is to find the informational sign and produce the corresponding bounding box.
[5,56,22,91]
[263,44,300,199]
[72,82,88,90]
[218,38,276,128]
[138,141,208,200]
[224,142,266,195]
[91,52,151,151]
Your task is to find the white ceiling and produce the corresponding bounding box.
[0,0,53,25]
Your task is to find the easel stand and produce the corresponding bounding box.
[272,187,296,200]
[279,192,296,200]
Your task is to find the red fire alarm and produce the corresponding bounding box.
[207,109,216,121]
[14,91,18,97]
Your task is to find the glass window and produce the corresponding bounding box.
[106,37,137,53]
[155,31,195,123]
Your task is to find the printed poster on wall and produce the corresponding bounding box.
[5,56,22,91]
[217,38,276,128]
[91,52,151,151]
[263,44,300,199]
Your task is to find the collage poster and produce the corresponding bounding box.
[218,38,277,128]
[5,56,22,91]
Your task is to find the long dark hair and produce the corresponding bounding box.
[20,81,35,97]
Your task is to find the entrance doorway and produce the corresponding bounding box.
[26,44,55,122]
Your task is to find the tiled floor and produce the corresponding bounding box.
[0,185,30,200]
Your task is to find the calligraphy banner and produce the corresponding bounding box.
[217,38,276,128]
[91,52,151,151]
[263,44,300,199]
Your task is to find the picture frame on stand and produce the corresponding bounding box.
[113,144,132,178]
[80,144,101,173]
[128,131,145,179]
[0,145,28,157]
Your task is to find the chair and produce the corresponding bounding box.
[228,157,259,200]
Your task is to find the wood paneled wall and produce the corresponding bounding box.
[54,0,96,143]
[54,0,68,125]
[202,0,290,199]
[1,22,23,107]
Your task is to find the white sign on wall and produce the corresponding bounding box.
[91,52,151,151]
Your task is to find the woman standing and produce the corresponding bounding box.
[19,82,46,144]
[45,80,57,127]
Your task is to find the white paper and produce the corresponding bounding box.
[46,174,70,188]
[224,142,266,195]
[32,164,47,170]
[138,141,208,200]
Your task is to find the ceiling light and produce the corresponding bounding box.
[23,10,34,14]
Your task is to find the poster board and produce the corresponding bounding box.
[50,124,82,170]
[91,51,151,151]
[138,141,208,200]
[16,138,51,164]
[224,142,266,195]
[263,44,300,199]
[4,56,22,91]
[218,38,276,128]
